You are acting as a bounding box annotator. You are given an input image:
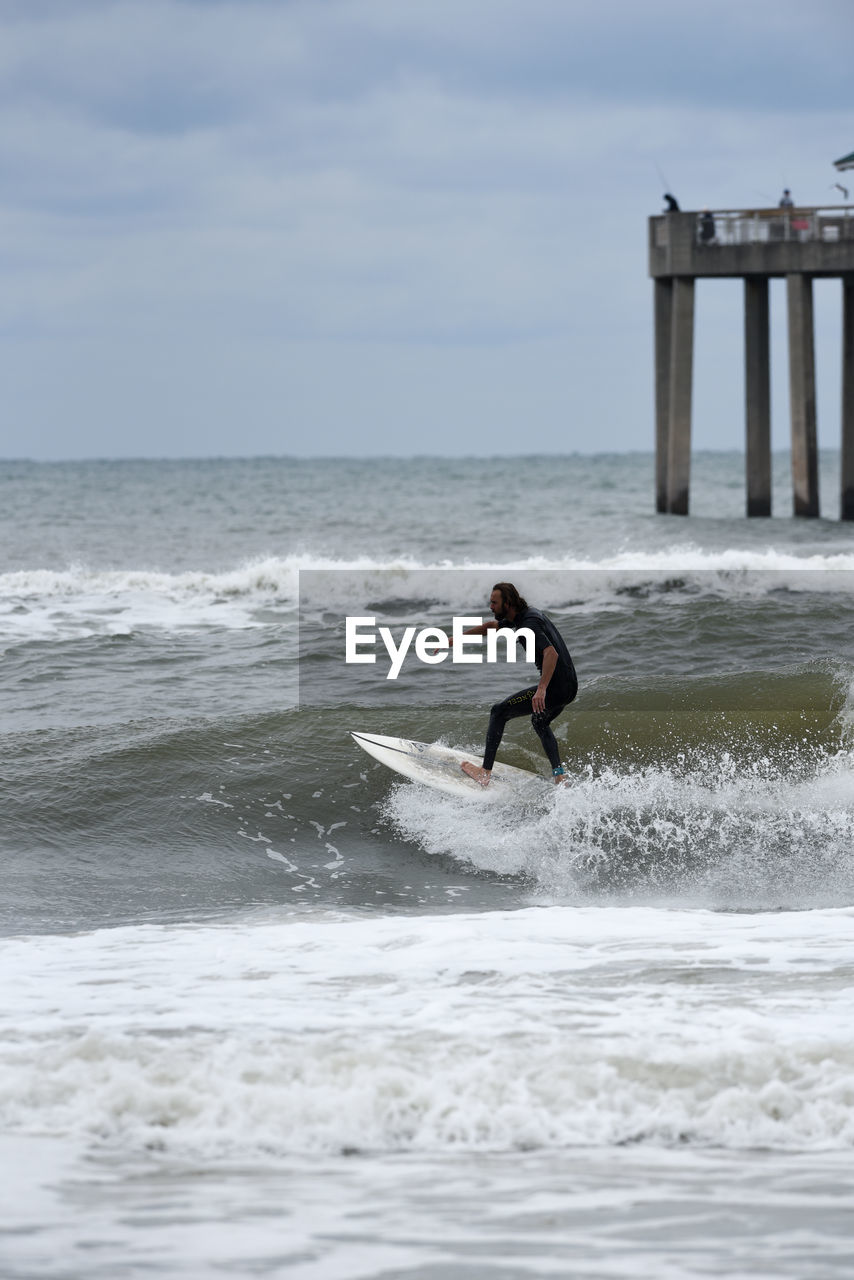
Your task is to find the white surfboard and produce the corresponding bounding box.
[351,731,541,799]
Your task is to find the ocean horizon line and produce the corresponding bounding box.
[1,446,842,467]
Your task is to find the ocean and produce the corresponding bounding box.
[2,451,854,1278]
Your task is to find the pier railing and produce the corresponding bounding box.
[686,205,854,248]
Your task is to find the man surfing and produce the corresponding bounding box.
[452,582,578,786]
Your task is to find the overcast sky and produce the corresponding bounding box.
[1,0,852,459]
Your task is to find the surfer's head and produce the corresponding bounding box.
[490,582,528,622]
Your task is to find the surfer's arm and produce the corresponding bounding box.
[447,620,496,647]
[532,646,558,712]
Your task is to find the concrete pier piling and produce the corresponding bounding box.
[843,274,854,520]
[649,206,854,518]
[666,277,694,516]
[744,277,771,517]
[787,273,819,517]
[654,278,672,514]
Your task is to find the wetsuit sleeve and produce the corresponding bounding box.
[518,610,575,681]
[514,612,552,671]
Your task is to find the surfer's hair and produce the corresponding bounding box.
[493,582,528,615]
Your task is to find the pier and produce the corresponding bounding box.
[649,206,854,518]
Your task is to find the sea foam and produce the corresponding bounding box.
[3,549,854,643]
[2,908,853,1160]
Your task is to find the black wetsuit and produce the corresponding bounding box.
[482,607,578,772]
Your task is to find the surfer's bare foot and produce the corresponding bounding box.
[461,761,491,788]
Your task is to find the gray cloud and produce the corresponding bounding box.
[0,0,851,457]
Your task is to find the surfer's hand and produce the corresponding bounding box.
[532,686,547,713]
